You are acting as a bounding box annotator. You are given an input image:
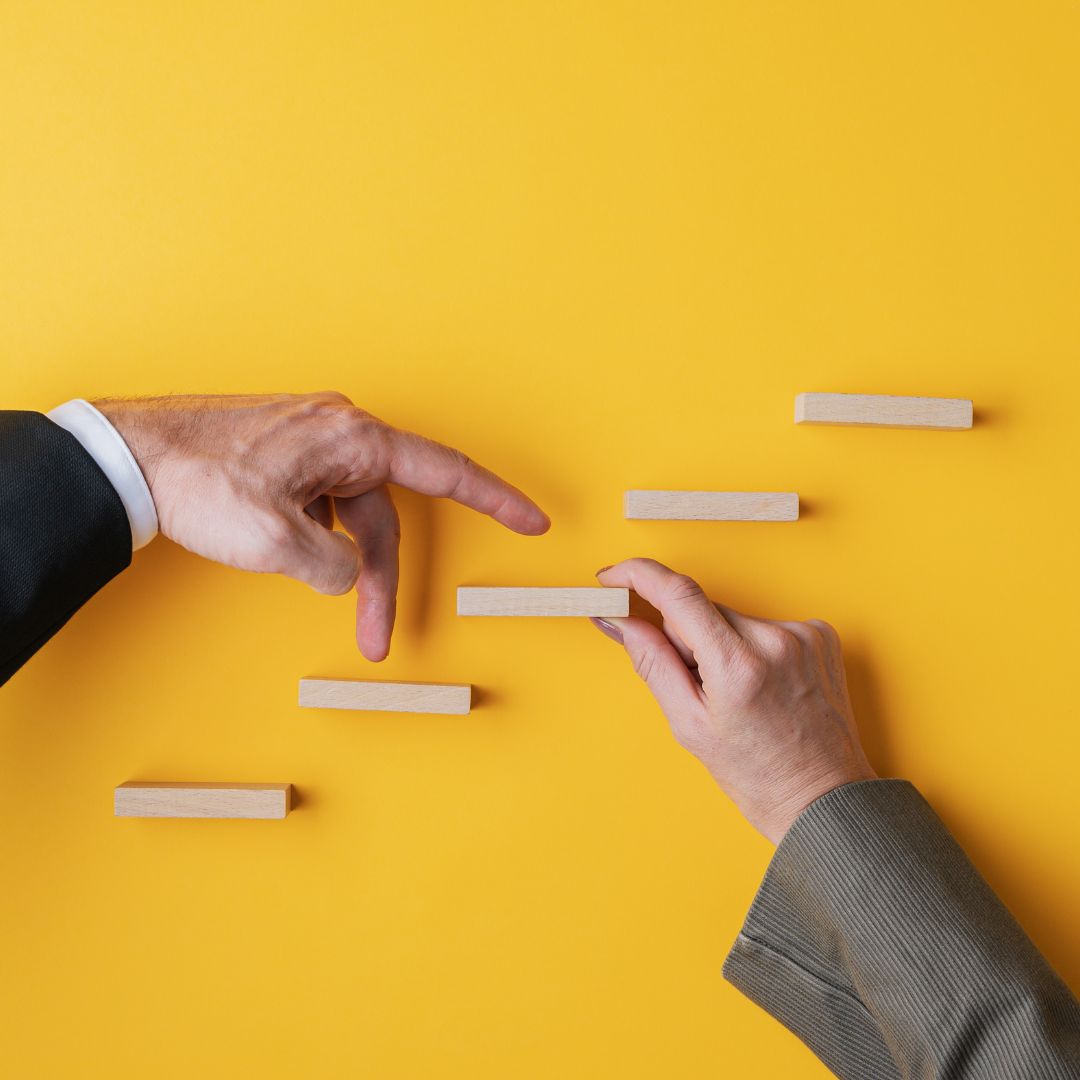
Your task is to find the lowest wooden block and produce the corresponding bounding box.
[625,490,799,521]
[299,678,472,715]
[794,392,972,430]
[457,587,630,617]
[114,782,291,819]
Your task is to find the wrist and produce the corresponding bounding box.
[761,766,879,844]
[91,399,167,492]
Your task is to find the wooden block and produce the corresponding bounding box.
[114,782,291,819]
[794,392,972,430]
[299,678,471,714]
[457,586,630,617]
[625,490,798,521]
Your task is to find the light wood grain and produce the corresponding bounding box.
[299,678,472,714]
[114,782,292,819]
[457,587,630,617]
[625,490,799,521]
[794,392,972,429]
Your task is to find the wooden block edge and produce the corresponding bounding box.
[624,491,800,521]
[794,392,973,429]
[298,678,473,715]
[456,586,629,617]
[113,781,292,820]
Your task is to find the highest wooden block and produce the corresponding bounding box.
[299,678,472,714]
[795,392,972,430]
[114,782,291,819]
[457,587,630,617]
[625,490,799,521]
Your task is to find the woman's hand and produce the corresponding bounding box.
[95,392,549,662]
[591,558,876,842]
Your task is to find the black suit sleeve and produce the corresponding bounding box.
[1,411,132,685]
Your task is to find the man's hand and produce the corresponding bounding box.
[591,558,876,843]
[94,393,549,661]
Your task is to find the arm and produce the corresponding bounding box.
[590,558,1080,1079]
[725,779,1080,1079]
[0,411,132,684]
[2,393,548,683]
[93,393,548,660]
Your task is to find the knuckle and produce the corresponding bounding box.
[757,623,800,661]
[309,390,353,406]
[448,447,474,473]
[665,573,705,604]
[443,447,476,499]
[347,411,382,445]
[807,618,839,644]
[631,644,658,684]
[348,415,393,469]
[725,649,769,702]
[290,397,351,431]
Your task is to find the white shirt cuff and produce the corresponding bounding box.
[47,399,159,551]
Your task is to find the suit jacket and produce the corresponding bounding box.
[3,408,1080,1076]
[725,779,1080,1077]
[0,411,131,685]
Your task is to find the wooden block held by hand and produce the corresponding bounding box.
[794,392,972,430]
[299,678,472,715]
[625,490,799,521]
[114,782,292,819]
[457,587,630,617]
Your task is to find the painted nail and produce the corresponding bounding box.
[589,617,624,644]
[595,565,613,576]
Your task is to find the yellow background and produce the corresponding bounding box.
[2,2,1079,1076]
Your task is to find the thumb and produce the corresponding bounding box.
[592,615,705,724]
[280,512,361,595]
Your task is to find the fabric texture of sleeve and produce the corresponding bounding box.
[0,411,132,685]
[723,778,1080,1079]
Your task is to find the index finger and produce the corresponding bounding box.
[596,558,742,657]
[381,427,550,535]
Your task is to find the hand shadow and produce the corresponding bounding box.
[391,487,436,640]
[843,647,896,780]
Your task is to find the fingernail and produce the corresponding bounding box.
[589,617,623,644]
[595,565,613,576]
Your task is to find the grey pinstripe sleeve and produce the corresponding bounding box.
[723,779,1080,1079]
